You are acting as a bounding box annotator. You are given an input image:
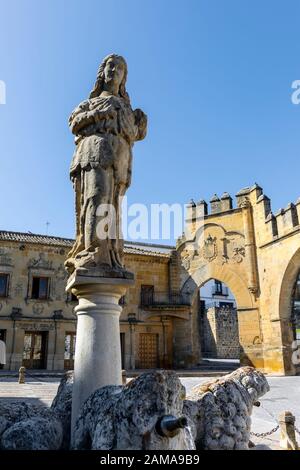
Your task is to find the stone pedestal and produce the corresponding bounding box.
[279,411,298,450]
[66,271,134,442]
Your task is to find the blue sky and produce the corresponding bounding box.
[0,0,299,244]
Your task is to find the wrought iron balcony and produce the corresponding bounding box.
[140,291,190,308]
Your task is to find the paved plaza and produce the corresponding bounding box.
[0,374,299,449]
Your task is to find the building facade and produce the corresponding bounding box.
[177,184,300,375]
[1,182,300,374]
[0,231,192,371]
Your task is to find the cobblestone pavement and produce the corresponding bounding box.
[1,374,299,450]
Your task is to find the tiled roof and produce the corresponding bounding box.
[0,230,174,257]
[124,241,173,257]
[0,230,74,247]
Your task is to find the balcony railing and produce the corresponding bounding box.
[140,291,190,307]
[212,285,229,296]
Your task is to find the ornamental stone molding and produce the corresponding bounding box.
[28,252,54,270]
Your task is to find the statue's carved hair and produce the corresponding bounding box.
[89,54,130,104]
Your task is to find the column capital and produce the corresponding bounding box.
[66,272,134,299]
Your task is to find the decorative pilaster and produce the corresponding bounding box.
[241,199,259,295]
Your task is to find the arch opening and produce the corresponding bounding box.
[291,270,300,374]
[292,270,300,341]
[199,279,241,367]
[279,248,300,374]
[180,264,261,370]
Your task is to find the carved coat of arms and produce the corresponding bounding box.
[202,234,217,262]
[232,246,245,263]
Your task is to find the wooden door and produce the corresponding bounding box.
[23,332,47,369]
[139,333,158,368]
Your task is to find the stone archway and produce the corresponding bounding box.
[278,247,300,374]
[181,263,253,307]
[180,264,263,369]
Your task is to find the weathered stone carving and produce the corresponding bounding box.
[51,265,68,300]
[1,416,63,450]
[181,248,193,270]
[221,236,246,264]
[183,366,269,450]
[28,253,53,270]
[32,303,44,315]
[73,371,193,450]
[51,370,73,449]
[232,246,246,263]
[0,248,13,266]
[0,402,63,450]
[202,234,217,262]
[0,367,269,450]
[55,264,68,280]
[221,237,229,264]
[65,54,147,276]
[14,282,23,297]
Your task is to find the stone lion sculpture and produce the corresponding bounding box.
[0,367,269,450]
[183,366,269,450]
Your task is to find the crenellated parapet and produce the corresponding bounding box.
[179,183,300,249]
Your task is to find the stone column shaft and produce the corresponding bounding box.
[66,274,133,442]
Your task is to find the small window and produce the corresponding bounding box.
[31,277,49,300]
[141,285,154,306]
[0,274,9,297]
[215,281,222,294]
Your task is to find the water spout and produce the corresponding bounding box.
[156,415,188,438]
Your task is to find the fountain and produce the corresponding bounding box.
[0,55,270,452]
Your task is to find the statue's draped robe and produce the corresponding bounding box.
[66,94,146,272]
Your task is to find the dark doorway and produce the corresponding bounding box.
[64,332,76,370]
[120,332,125,369]
[0,329,6,370]
[22,331,48,369]
[0,329,6,342]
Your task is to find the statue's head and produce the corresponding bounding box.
[89,54,129,103]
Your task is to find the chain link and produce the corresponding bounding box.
[23,371,60,383]
[250,425,279,438]
[250,402,280,439]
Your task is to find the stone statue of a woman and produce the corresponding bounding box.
[65,54,147,276]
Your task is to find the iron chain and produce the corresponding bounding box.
[23,371,57,383]
[250,425,279,438]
